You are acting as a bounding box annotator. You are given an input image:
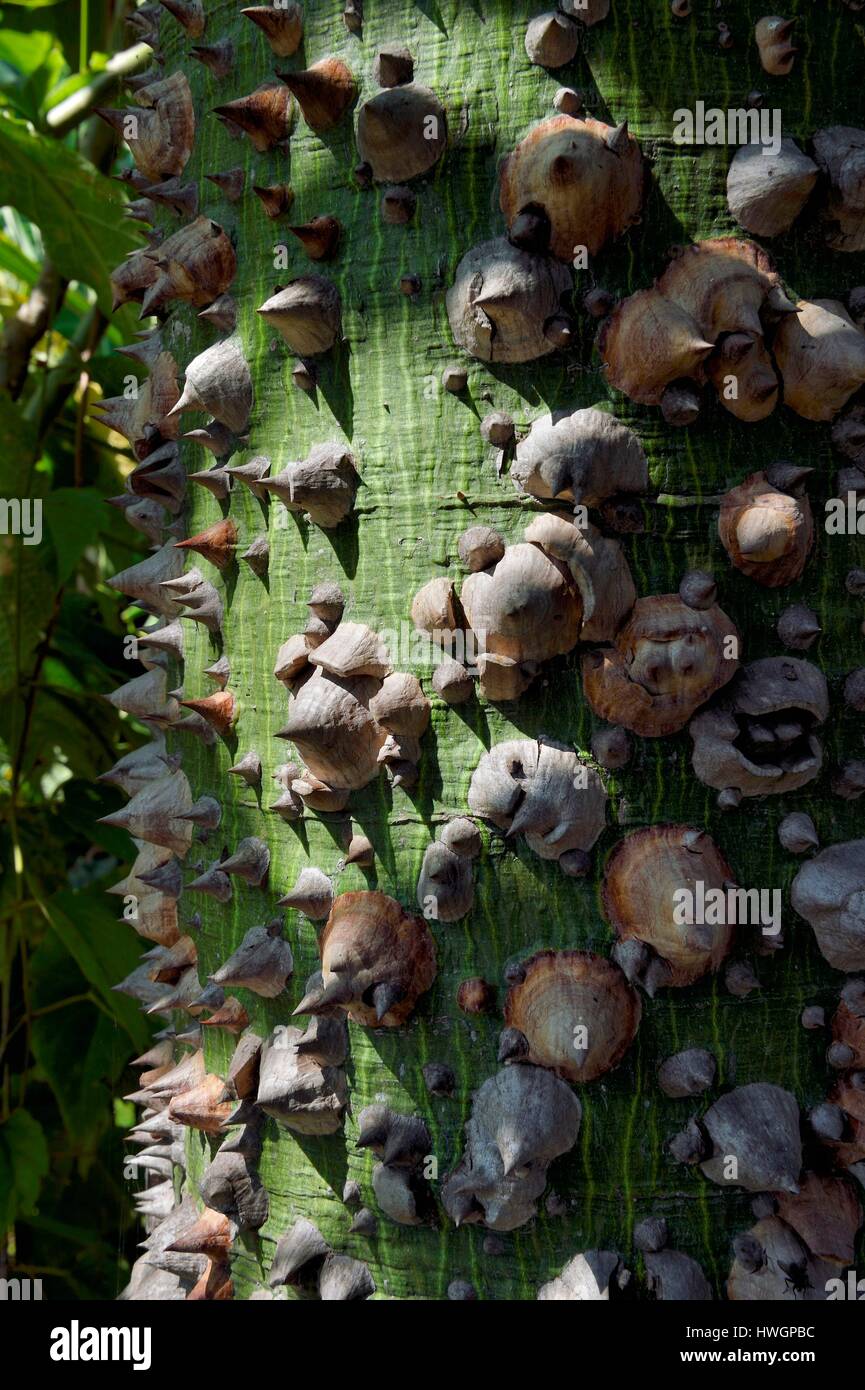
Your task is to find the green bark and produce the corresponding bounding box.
[143,0,865,1299]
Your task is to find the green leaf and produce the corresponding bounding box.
[27,922,130,1172]
[40,887,152,1051]
[0,390,36,490]
[26,1210,110,1248]
[0,226,41,282]
[15,692,115,783]
[39,654,83,692]
[0,32,53,76]
[0,115,141,312]
[0,230,93,315]
[0,30,66,123]
[56,780,137,857]
[42,487,104,583]
[31,1008,118,1169]
[0,31,53,75]
[114,1098,135,1128]
[0,1110,50,1236]
[0,540,57,700]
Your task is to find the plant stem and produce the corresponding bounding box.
[73,309,103,486]
[17,931,29,1107]
[79,0,89,74]
[24,306,106,447]
[0,265,67,400]
[45,43,152,137]
[6,992,108,1048]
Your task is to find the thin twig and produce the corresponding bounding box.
[73,310,103,485]
[6,991,108,1048]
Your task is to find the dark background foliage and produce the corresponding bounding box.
[0,0,156,1299]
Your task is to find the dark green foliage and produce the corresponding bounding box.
[0,0,156,1300]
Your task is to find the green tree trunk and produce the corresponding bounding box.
[114,0,865,1300]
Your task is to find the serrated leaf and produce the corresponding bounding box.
[0,115,141,312]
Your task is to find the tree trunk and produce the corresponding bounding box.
[113,0,865,1301]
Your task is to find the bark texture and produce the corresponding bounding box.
[122,0,865,1299]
